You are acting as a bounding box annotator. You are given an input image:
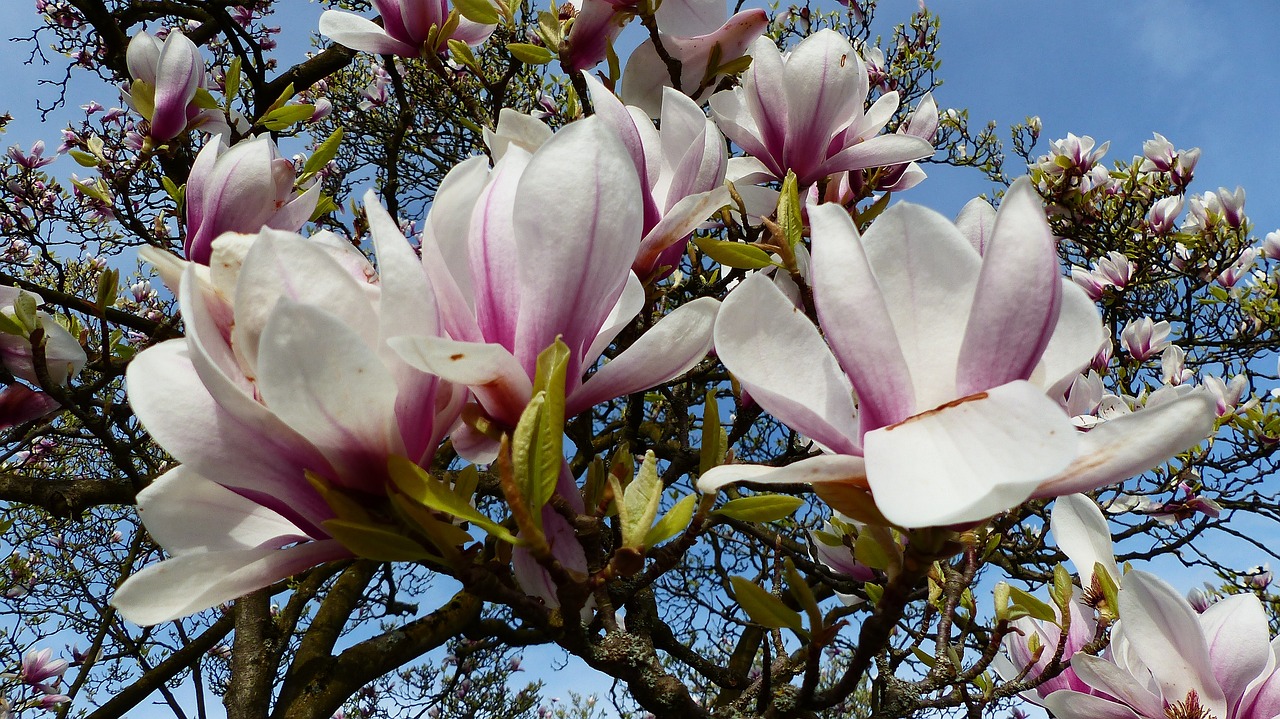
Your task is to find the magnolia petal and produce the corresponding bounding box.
[780,31,862,176]
[265,182,321,235]
[425,155,491,315]
[511,118,641,376]
[138,466,314,554]
[583,74,651,191]
[484,108,553,160]
[1032,389,1215,497]
[634,187,732,277]
[954,197,996,255]
[150,32,201,141]
[1042,691,1144,719]
[389,335,532,426]
[1118,571,1226,717]
[257,300,403,488]
[568,297,718,415]
[957,178,1063,395]
[0,385,60,429]
[809,202,915,431]
[863,381,1078,528]
[1049,494,1119,589]
[470,147,532,353]
[126,31,162,85]
[318,10,418,56]
[814,133,934,181]
[126,340,334,530]
[1062,657,1164,718]
[1199,593,1273,709]
[715,272,861,455]
[365,190,438,341]
[111,539,349,626]
[653,0,724,36]
[697,454,867,495]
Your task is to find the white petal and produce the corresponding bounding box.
[698,454,867,494]
[1050,494,1119,590]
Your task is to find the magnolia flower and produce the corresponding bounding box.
[124,31,236,141]
[1161,345,1193,386]
[390,116,718,457]
[708,30,933,188]
[1147,195,1183,235]
[1260,231,1280,260]
[183,136,319,265]
[1044,571,1280,719]
[700,179,1216,528]
[808,513,875,606]
[111,196,463,625]
[1120,317,1171,361]
[1205,374,1249,416]
[15,648,68,690]
[1140,133,1176,173]
[1040,133,1109,175]
[319,0,495,57]
[584,76,731,281]
[614,0,768,117]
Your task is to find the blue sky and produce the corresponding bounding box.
[2,0,1279,713]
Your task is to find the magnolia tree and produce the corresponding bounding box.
[0,1,1278,718]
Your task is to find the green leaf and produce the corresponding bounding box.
[322,519,436,562]
[259,104,316,131]
[69,150,99,167]
[454,0,500,25]
[521,339,570,512]
[507,43,554,65]
[388,457,520,544]
[993,581,1011,621]
[95,268,119,310]
[511,391,550,527]
[0,311,26,336]
[1051,564,1073,611]
[224,56,242,106]
[714,494,804,523]
[161,176,183,204]
[784,558,820,623]
[621,451,663,548]
[448,39,480,72]
[265,82,297,113]
[694,237,776,269]
[13,293,39,334]
[700,390,723,474]
[192,87,220,110]
[864,583,883,605]
[854,528,890,571]
[776,171,802,248]
[729,576,803,632]
[536,10,563,52]
[643,493,696,548]
[310,194,338,221]
[714,53,753,77]
[1007,586,1056,623]
[303,128,344,176]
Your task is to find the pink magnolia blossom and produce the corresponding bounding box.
[583,76,731,281]
[111,196,463,625]
[124,31,235,141]
[1120,317,1171,361]
[708,31,934,188]
[183,136,320,265]
[319,0,495,57]
[389,116,718,456]
[1147,195,1183,234]
[16,648,68,690]
[700,179,1216,528]
[1044,571,1280,719]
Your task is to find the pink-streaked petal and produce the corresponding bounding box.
[1049,494,1119,589]
[568,297,718,415]
[257,299,403,488]
[318,10,419,56]
[863,381,1078,528]
[388,336,532,427]
[634,187,732,278]
[1118,571,1226,717]
[560,0,625,72]
[126,31,162,85]
[111,539,350,626]
[511,117,642,377]
[126,340,334,530]
[1200,594,1272,709]
[857,201,983,413]
[739,35,787,160]
[137,466,316,555]
[709,92,775,175]
[150,31,202,141]
[849,91,898,139]
[957,178,1063,395]
[584,74,651,192]
[451,17,497,46]
[1042,691,1144,719]
[809,201,915,432]
[1032,389,1215,497]
[451,420,500,464]
[366,191,438,341]
[1062,657,1164,717]
[813,134,935,182]
[698,455,867,495]
[425,155,491,315]
[715,272,861,455]
[470,147,532,353]
[264,182,321,234]
[954,197,996,255]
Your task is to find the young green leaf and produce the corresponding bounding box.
[621,451,663,548]
[713,494,804,523]
[729,576,803,632]
[643,494,697,548]
[694,237,777,269]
